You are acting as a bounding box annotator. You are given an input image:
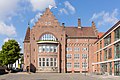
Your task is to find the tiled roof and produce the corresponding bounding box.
[64,27,97,37]
[98,32,104,38]
[24,27,30,42]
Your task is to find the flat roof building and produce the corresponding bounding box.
[92,21,120,76]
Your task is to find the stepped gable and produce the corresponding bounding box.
[36,8,60,27]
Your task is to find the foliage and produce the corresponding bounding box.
[0,39,21,66]
[0,51,3,66]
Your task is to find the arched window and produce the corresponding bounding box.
[40,34,57,41]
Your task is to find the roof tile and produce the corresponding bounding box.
[64,27,97,37]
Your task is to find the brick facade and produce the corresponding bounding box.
[92,21,120,76]
[24,8,98,73]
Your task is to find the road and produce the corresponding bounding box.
[0,72,120,80]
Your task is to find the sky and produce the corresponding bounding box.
[0,0,120,52]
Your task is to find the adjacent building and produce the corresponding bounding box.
[23,8,98,73]
[13,53,23,69]
[92,21,120,76]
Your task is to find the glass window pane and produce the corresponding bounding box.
[40,34,57,41]
[43,62,45,66]
[43,58,45,61]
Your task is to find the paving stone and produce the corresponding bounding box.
[0,73,120,80]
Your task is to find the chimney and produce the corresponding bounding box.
[92,21,95,27]
[62,23,65,27]
[78,18,81,28]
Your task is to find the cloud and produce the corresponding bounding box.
[59,1,76,15]
[29,0,56,11]
[3,38,10,43]
[0,0,21,21]
[64,1,75,14]
[0,0,21,37]
[30,12,42,25]
[59,8,68,15]
[91,9,119,27]
[0,21,17,36]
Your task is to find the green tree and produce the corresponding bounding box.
[0,51,3,66]
[0,39,21,66]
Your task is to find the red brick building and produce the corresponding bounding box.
[92,21,120,76]
[24,8,98,73]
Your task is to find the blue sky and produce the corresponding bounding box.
[0,0,120,52]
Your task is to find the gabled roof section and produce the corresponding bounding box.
[64,27,97,38]
[24,27,30,42]
[36,8,60,27]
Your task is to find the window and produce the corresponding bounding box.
[82,48,87,51]
[39,46,42,52]
[39,58,57,67]
[54,58,57,67]
[54,46,57,52]
[104,34,111,46]
[114,43,120,59]
[66,47,72,51]
[43,46,45,52]
[82,62,87,68]
[104,49,107,61]
[51,46,54,52]
[97,53,99,62]
[66,54,72,59]
[74,54,80,59]
[108,48,112,59]
[33,37,35,40]
[74,47,80,52]
[74,62,80,68]
[114,27,120,41]
[42,58,45,66]
[39,58,41,66]
[46,58,49,66]
[50,58,53,66]
[38,44,57,53]
[114,61,120,76]
[40,34,57,41]
[33,49,35,52]
[67,63,72,68]
[67,39,70,42]
[82,54,87,59]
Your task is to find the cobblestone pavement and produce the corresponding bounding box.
[0,72,120,80]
